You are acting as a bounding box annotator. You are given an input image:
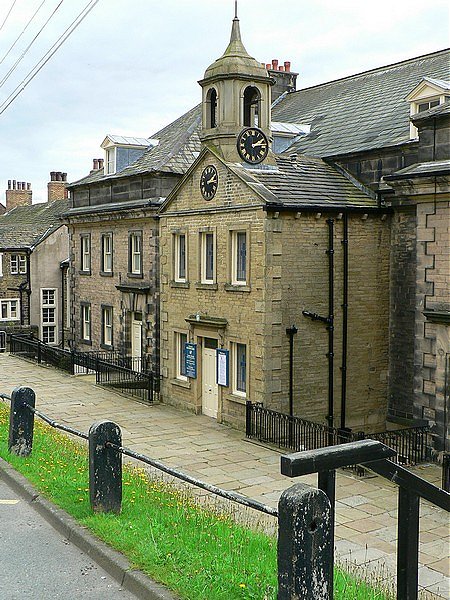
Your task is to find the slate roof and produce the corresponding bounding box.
[69,104,202,188]
[0,200,69,249]
[229,155,377,209]
[271,49,450,158]
[384,159,450,180]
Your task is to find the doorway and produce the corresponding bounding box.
[131,312,142,371]
[202,337,218,418]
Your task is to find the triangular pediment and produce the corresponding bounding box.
[159,147,272,215]
[406,77,450,102]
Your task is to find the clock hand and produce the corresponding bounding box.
[252,139,266,148]
[207,177,217,184]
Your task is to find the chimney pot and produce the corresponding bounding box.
[50,171,56,181]
[12,180,16,189]
[284,61,291,72]
[279,66,285,71]
[266,63,271,70]
[98,158,104,169]
[22,182,26,190]
[27,183,31,190]
[62,173,67,182]
[272,59,278,70]
[8,180,11,189]
[93,159,99,170]
[56,172,62,181]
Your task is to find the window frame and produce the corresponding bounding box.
[0,252,3,277]
[232,342,247,398]
[80,303,91,343]
[0,298,20,321]
[80,234,91,273]
[174,232,187,283]
[41,288,57,345]
[128,231,143,277]
[101,232,113,275]
[101,305,113,348]
[231,230,247,285]
[10,254,27,275]
[200,231,215,284]
[175,331,188,381]
[105,147,116,175]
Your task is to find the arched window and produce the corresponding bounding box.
[206,88,218,128]
[243,86,260,127]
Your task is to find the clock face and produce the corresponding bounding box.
[200,165,218,200]
[237,128,269,164]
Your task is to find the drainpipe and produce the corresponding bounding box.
[60,264,65,348]
[340,214,348,430]
[326,219,335,436]
[26,251,31,326]
[286,324,298,445]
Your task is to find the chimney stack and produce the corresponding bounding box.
[5,179,32,210]
[267,59,298,102]
[47,171,68,202]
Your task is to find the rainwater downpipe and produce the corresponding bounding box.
[326,218,335,435]
[340,213,349,430]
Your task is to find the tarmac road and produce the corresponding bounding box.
[0,475,139,600]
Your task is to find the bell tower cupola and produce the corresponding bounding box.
[198,7,273,163]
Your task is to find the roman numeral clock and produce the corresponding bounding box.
[237,127,268,164]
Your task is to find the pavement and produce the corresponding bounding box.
[0,352,448,599]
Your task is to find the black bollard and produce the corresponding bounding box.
[89,420,122,514]
[9,386,35,456]
[278,482,333,600]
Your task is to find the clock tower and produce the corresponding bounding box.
[198,11,274,164]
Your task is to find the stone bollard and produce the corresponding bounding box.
[9,386,35,456]
[278,482,333,600]
[89,420,122,514]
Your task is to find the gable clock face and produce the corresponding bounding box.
[200,165,218,200]
[237,127,269,164]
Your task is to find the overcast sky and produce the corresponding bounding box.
[0,0,448,203]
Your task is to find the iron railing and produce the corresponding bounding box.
[9,334,157,403]
[246,402,431,467]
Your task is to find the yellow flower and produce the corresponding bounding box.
[239,583,246,589]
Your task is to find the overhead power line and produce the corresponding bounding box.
[0,0,47,67]
[0,0,100,116]
[0,0,17,34]
[0,0,65,89]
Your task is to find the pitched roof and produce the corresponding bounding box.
[69,104,202,188]
[0,200,69,249]
[229,155,377,209]
[272,49,450,157]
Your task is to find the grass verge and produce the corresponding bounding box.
[0,402,390,599]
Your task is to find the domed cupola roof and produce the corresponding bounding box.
[202,17,269,82]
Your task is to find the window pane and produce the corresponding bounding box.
[205,233,214,281]
[178,333,187,377]
[1,303,7,319]
[178,235,186,280]
[236,343,246,393]
[236,232,246,282]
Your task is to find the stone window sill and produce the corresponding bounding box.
[195,282,218,291]
[100,271,114,277]
[228,393,247,405]
[171,377,191,389]
[224,283,251,293]
[170,281,190,289]
[78,270,91,276]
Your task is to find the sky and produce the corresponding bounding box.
[0,0,448,203]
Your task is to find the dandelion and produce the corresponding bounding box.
[239,583,246,589]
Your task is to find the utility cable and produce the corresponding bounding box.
[0,0,100,115]
[0,0,47,67]
[0,0,64,89]
[0,0,17,34]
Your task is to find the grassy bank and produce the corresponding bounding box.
[0,402,389,599]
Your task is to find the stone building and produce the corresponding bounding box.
[65,118,201,372]
[65,14,448,446]
[158,16,391,432]
[0,173,69,344]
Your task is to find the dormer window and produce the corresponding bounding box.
[406,77,450,138]
[243,86,261,127]
[101,135,157,176]
[206,88,218,128]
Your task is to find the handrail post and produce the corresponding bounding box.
[397,486,420,600]
[89,420,122,514]
[278,482,333,599]
[442,452,450,493]
[37,340,41,364]
[9,386,35,456]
